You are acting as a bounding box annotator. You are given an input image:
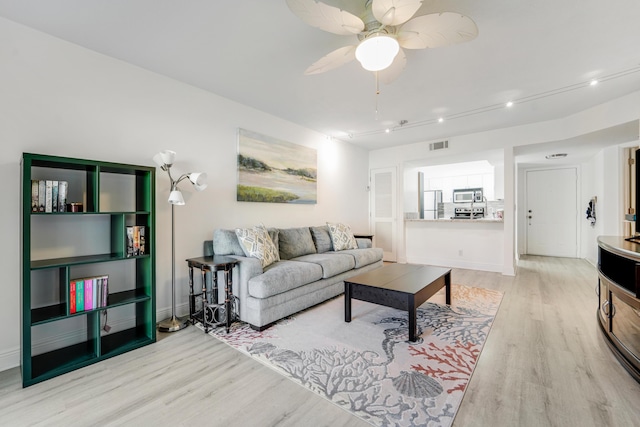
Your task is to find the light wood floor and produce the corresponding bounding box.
[1,256,640,426]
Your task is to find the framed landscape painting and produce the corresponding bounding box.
[237,129,317,204]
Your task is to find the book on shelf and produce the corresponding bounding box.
[133,227,140,256]
[101,276,108,307]
[52,181,58,212]
[70,280,77,314]
[45,180,52,213]
[31,180,38,212]
[93,277,99,311]
[139,226,145,255]
[126,226,147,257]
[126,227,134,257]
[38,180,45,212]
[58,181,68,212]
[70,275,109,312]
[84,278,93,311]
[76,280,84,312]
[30,180,69,213]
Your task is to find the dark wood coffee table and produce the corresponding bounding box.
[344,263,451,342]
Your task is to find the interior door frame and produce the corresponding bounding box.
[524,166,580,257]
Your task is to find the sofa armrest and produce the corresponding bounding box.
[356,238,372,249]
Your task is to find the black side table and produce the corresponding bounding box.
[186,255,239,333]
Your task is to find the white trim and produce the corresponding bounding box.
[405,255,503,273]
[0,346,19,372]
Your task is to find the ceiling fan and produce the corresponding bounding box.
[286,0,478,82]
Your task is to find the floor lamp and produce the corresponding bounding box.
[153,150,208,332]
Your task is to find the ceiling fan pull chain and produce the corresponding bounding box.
[375,71,380,120]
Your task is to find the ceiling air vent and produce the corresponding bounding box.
[429,140,449,151]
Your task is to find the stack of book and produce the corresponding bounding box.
[126,226,146,257]
[31,180,68,212]
[70,275,109,314]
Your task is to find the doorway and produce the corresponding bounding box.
[370,167,397,262]
[526,167,578,257]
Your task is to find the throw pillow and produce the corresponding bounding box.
[278,227,317,259]
[235,224,280,268]
[213,229,247,256]
[310,225,333,253]
[327,222,358,251]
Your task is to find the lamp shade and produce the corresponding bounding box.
[188,172,208,190]
[159,150,176,166]
[152,153,165,167]
[168,190,185,205]
[355,34,399,71]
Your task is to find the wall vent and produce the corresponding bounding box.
[429,140,449,151]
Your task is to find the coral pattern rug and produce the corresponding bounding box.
[200,284,503,426]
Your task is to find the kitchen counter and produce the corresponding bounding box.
[406,217,504,223]
[405,218,504,273]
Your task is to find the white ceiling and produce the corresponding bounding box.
[1,0,639,155]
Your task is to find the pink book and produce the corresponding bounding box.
[84,279,93,310]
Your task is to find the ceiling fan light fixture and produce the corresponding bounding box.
[355,34,399,72]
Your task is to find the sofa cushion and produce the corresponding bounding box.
[213,229,246,256]
[278,227,316,260]
[235,224,280,268]
[327,247,383,268]
[248,260,323,299]
[310,225,333,253]
[327,222,358,251]
[292,253,355,278]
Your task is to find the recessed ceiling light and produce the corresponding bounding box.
[438,117,444,123]
[385,128,391,133]
[545,153,568,159]
[506,101,514,107]
[590,79,599,86]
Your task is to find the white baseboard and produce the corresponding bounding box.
[405,255,503,273]
[1,302,190,373]
[0,346,20,373]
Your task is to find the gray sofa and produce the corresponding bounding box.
[205,225,383,330]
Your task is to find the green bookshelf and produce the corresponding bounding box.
[21,153,156,387]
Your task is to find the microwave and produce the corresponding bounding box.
[453,188,483,203]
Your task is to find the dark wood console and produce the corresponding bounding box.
[597,236,640,382]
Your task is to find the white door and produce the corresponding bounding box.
[371,167,397,262]
[526,168,578,257]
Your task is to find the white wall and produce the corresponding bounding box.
[405,221,504,272]
[581,152,604,264]
[0,18,370,371]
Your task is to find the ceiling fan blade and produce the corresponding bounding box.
[397,12,478,49]
[304,45,356,75]
[377,47,407,84]
[286,0,364,35]
[372,0,423,26]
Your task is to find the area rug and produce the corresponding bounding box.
[199,284,503,427]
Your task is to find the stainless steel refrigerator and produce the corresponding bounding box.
[422,190,443,219]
